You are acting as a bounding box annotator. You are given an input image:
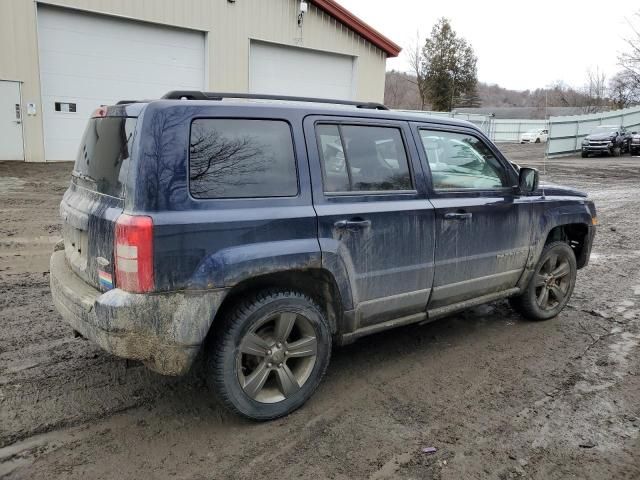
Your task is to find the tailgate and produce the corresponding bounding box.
[61,115,137,290]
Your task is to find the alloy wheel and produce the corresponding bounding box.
[533,253,571,310]
[236,312,318,403]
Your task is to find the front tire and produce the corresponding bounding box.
[510,241,577,321]
[208,290,332,421]
[581,151,588,158]
[612,146,622,157]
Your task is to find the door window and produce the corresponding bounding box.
[419,130,509,190]
[316,124,412,193]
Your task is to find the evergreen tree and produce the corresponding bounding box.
[420,18,478,111]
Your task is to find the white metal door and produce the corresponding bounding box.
[37,6,206,161]
[249,41,355,100]
[0,81,24,161]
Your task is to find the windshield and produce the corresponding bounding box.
[73,117,136,198]
[590,126,618,134]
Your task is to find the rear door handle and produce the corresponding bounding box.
[444,212,473,221]
[334,219,372,229]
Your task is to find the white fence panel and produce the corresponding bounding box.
[394,111,552,144]
[491,119,548,143]
[547,106,640,156]
[394,110,494,137]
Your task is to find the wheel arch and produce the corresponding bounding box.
[210,269,345,339]
[518,211,594,291]
[544,222,592,269]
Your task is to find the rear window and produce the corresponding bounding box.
[189,119,298,199]
[74,117,136,198]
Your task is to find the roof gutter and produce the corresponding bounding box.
[310,0,401,57]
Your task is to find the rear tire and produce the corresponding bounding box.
[207,290,331,421]
[510,241,577,321]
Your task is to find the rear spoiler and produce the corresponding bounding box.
[92,104,146,118]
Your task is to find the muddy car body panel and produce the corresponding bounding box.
[519,193,595,290]
[50,250,226,374]
[50,95,597,378]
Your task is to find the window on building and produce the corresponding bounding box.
[54,102,77,113]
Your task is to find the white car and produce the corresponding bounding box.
[520,129,548,144]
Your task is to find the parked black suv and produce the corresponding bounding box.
[50,92,596,420]
[581,125,631,157]
[630,131,640,156]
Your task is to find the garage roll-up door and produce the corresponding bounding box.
[37,6,205,161]
[250,41,355,100]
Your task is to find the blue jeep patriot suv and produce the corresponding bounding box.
[50,91,596,420]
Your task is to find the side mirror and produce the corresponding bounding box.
[518,167,539,194]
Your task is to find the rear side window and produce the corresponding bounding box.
[189,119,297,198]
[74,117,136,198]
[316,124,412,193]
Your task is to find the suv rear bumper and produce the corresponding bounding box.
[50,251,227,375]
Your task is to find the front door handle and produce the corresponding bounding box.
[334,219,372,229]
[444,212,473,221]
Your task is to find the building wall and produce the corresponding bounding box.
[0,0,387,162]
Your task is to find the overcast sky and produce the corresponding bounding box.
[337,0,638,91]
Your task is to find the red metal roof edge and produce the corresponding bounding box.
[310,0,401,57]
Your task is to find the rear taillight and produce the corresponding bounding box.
[92,106,108,118]
[114,214,154,293]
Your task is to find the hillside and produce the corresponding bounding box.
[384,70,594,117]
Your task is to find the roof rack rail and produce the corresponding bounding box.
[116,99,153,105]
[161,90,389,110]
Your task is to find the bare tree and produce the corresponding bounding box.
[609,10,640,109]
[620,11,640,85]
[384,71,424,109]
[609,70,640,108]
[406,31,429,110]
[384,70,406,108]
[581,67,609,113]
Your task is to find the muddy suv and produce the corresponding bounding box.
[50,91,597,420]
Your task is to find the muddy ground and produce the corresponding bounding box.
[0,144,638,479]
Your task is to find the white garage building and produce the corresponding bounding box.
[0,0,399,162]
